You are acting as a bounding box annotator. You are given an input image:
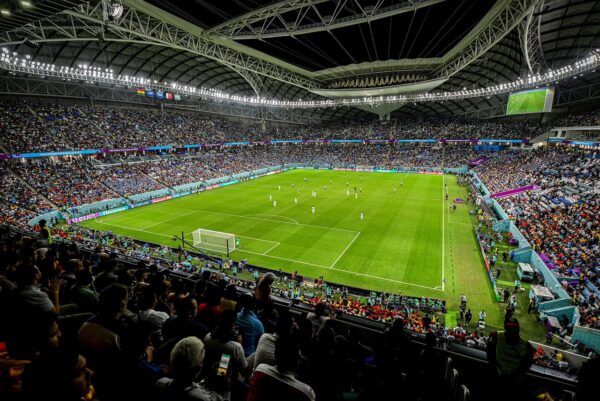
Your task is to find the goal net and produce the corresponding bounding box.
[191,228,236,254]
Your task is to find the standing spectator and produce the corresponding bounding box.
[527,297,536,314]
[235,294,264,357]
[251,310,293,371]
[306,303,330,336]
[422,314,432,330]
[496,266,502,280]
[37,219,52,247]
[503,288,510,303]
[513,279,521,294]
[486,318,534,400]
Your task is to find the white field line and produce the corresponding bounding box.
[262,242,281,255]
[245,214,299,224]
[330,232,361,268]
[94,220,186,239]
[93,220,440,290]
[293,187,438,201]
[230,248,330,268]
[141,210,197,230]
[188,209,359,234]
[237,235,279,245]
[441,173,446,291]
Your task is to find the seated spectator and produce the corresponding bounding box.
[78,283,129,399]
[202,310,249,386]
[162,294,209,344]
[136,286,170,346]
[155,336,224,401]
[247,336,316,401]
[21,343,95,401]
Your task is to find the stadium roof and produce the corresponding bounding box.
[0,0,599,122]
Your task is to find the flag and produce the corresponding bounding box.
[136,88,145,95]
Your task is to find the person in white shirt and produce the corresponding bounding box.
[251,310,293,370]
[137,287,170,345]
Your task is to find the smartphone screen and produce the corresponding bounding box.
[217,353,231,376]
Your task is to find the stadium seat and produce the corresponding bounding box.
[457,384,471,401]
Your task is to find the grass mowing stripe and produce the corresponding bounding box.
[140,210,197,230]
[84,170,533,333]
[330,232,361,268]
[442,173,446,291]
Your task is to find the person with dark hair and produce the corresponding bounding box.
[197,282,224,331]
[162,295,209,343]
[247,336,315,401]
[220,284,238,311]
[202,310,249,385]
[306,303,329,336]
[255,273,278,332]
[22,343,95,401]
[120,320,165,400]
[252,309,294,371]
[7,310,61,360]
[37,219,52,247]
[137,286,170,346]
[377,318,415,388]
[14,263,61,315]
[235,294,264,357]
[486,317,534,400]
[93,259,118,293]
[78,283,129,399]
[68,269,98,313]
[417,331,445,401]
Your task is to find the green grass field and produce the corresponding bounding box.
[506,88,547,115]
[79,169,546,340]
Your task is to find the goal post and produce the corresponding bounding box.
[191,228,236,256]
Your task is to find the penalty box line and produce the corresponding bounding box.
[90,221,440,290]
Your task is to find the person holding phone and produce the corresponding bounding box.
[202,310,249,387]
[155,337,224,401]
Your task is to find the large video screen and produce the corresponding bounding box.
[506,87,554,115]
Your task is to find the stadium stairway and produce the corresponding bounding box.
[6,166,62,212]
[25,103,45,124]
[93,170,130,201]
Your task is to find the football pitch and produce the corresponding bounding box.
[80,170,494,303]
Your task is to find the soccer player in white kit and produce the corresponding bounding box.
[311,205,315,214]
[273,200,277,208]
[360,212,364,220]
[294,197,298,204]
[269,194,272,201]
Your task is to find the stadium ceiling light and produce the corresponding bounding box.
[20,1,33,8]
[1,49,599,109]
